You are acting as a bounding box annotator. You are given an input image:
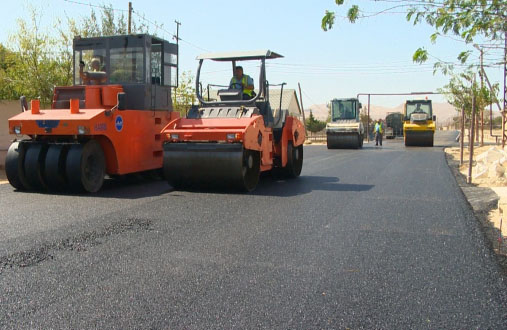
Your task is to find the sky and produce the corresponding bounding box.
[0,0,505,108]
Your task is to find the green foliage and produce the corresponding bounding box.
[2,10,73,105]
[439,71,499,118]
[360,108,373,129]
[0,3,156,105]
[66,4,149,38]
[412,48,428,64]
[347,5,360,23]
[321,11,336,31]
[306,111,326,133]
[406,1,507,44]
[173,71,196,116]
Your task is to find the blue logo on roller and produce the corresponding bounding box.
[115,115,123,132]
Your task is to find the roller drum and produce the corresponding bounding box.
[327,133,361,149]
[404,131,434,147]
[163,143,260,191]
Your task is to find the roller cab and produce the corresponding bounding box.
[326,98,364,149]
[403,100,435,147]
[6,34,179,192]
[161,50,306,192]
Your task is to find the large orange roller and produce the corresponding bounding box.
[161,50,306,192]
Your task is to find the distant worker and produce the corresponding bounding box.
[374,119,384,146]
[79,57,106,85]
[230,66,255,100]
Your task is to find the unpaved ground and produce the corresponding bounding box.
[446,141,507,260]
[0,170,6,184]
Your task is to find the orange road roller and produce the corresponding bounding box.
[6,34,179,192]
[161,50,306,191]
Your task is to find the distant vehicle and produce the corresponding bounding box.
[384,127,394,139]
[403,100,435,146]
[385,112,403,139]
[326,98,364,149]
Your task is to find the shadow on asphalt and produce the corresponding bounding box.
[8,176,173,200]
[252,175,374,197]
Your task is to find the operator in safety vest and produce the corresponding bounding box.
[374,119,384,147]
[230,66,255,100]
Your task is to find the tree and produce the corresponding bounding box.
[322,1,506,70]
[360,107,373,133]
[173,71,196,116]
[65,4,149,38]
[0,4,153,105]
[4,10,72,105]
[306,110,327,135]
[0,44,18,100]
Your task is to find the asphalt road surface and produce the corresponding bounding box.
[0,131,506,329]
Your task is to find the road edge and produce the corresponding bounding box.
[444,148,507,275]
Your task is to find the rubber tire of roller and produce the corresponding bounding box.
[5,141,30,190]
[24,143,48,191]
[66,140,105,193]
[44,144,69,191]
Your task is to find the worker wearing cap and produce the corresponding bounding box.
[374,119,384,146]
[230,66,255,100]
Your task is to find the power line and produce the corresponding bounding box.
[63,0,127,12]
[62,0,210,53]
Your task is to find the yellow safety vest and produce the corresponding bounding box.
[231,75,253,96]
[375,122,383,134]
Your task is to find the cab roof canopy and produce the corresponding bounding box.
[196,50,283,61]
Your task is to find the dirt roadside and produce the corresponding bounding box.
[445,141,507,274]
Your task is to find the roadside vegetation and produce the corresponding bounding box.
[0,4,195,116]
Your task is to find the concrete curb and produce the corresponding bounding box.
[445,151,507,274]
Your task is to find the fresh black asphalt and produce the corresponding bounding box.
[0,131,505,329]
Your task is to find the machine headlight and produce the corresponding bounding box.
[226,133,241,141]
[170,134,179,140]
[77,126,87,135]
[14,126,21,135]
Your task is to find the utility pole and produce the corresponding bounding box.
[128,2,132,34]
[298,83,308,136]
[367,94,370,142]
[503,31,507,148]
[468,75,477,184]
[479,46,484,146]
[174,20,181,88]
[460,105,465,166]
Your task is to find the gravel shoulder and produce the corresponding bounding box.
[445,145,507,274]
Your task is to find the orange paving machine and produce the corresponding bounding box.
[161,50,306,191]
[6,34,179,192]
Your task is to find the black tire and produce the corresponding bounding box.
[283,142,303,178]
[24,143,48,190]
[240,149,260,192]
[5,141,30,190]
[66,140,105,193]
[44,144,69,191]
